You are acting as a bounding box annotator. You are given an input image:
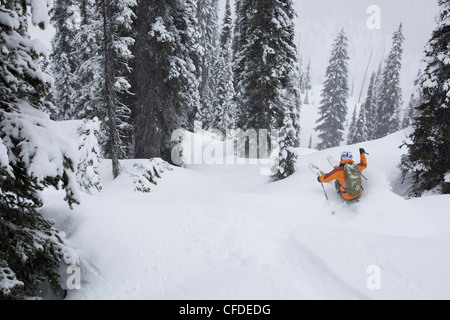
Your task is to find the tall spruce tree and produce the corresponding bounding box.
[350,72,377,144]
[352,104,369,144]
[315,29,350,150]
[197,0,219,127]
[50,0,77,120]
[0,0,79,299]
[101,0,135,178]
[365,71,379,140]
[71,0,103,120]
[303,59,312,104]
[232,0,244,57]
[133,0,200,163]
[213,0,237,132]
[402,70,424,129]
[365,72,376,136]
[233,0,247,126]
[304,59,312,91]
[219,0,233,49]
[304,90,310,105]
[234,0,300,181]
[401,0,450,196]
[298,53,305,94]
[347,106,357,144]
[376,23,405,138]
[71,0,135,178]
[77,117,102,194]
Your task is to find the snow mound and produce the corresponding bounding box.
[130,158,174,193]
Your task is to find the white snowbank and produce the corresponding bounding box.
[40,122,450,300]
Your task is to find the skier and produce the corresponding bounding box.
[317,148,368,201]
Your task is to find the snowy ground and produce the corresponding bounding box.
[41,125,450,300]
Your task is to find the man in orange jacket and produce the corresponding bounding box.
[318,148,368,201]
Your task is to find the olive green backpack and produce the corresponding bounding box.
[344,163,362,197]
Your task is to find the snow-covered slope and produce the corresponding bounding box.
[40,126,450,300]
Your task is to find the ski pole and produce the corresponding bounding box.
[320,181,329,201]
[359,149,369,181]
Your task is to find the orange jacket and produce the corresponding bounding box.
[318,154,367,201]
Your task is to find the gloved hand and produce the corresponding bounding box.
[317,176,322,183]
[359,148,369,155]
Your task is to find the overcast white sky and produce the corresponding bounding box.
[291,0,439,98]
[31,0,439,100]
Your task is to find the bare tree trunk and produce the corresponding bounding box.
[103,0,120,179]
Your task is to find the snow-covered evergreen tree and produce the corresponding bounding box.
[213,0,237,132]
[233,0,248,125]
[298,53,305,94]
[304,90,310,105]
[352,104,368,144]
[347,106,357,144]
[100,0,135,178]
[133,0,201,163]
[350,72,378,144]
[77,117,102,194]
[303,60,312,104]
[50,0,77,120]
[364,71,378,140]
[70,0,103,120]
[401,0,450,196]
[304,58,312,104]
[402,70,424,129]
[304,58,312,91]
[182,0,202,124]
[0,0,79,299]
[376,23,405,138]
[219,0,233,49]
[402,94,421,130]
[197,0,219,127]
[233,0,300,181]
[71,0,135,178]
[315,29,350,150]
[271,110,298,182]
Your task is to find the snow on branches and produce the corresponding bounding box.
[77,117,102,194]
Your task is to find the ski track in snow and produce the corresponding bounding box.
[41,129,450,300]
